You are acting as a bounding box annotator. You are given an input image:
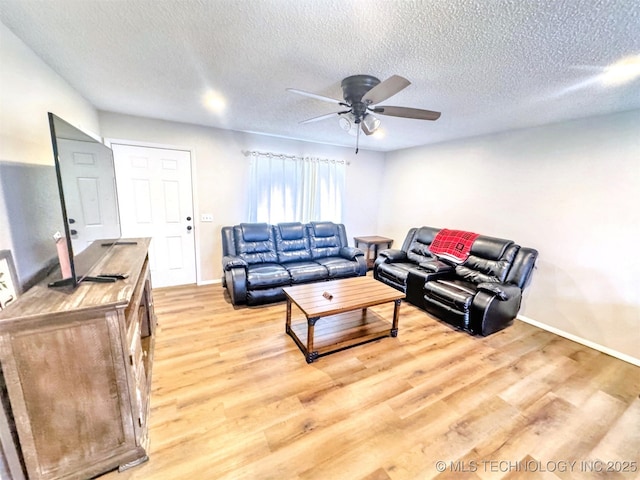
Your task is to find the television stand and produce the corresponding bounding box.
[0,238,156,479]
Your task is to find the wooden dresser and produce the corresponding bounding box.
[0,238,155,480]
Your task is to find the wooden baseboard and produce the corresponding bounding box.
[517,315,640,367]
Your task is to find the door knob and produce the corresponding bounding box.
[187,226,192,231]
[186,216,192,221]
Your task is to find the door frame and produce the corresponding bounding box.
[105,138,202,286]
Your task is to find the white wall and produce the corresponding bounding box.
[0,21,99,281]
[0,22,100,169]
[98,112,386,284]
[378,110,640,361]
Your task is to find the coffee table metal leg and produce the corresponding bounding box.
[285,299,292,334]
[306,316,319,363]
[391,299,401,337]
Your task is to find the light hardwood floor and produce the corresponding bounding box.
[99,283,640,480]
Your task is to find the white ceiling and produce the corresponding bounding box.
[1,0,639,152]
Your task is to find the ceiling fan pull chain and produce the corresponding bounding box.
[355,122,360,154]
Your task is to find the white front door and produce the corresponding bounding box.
[111,144,196,288]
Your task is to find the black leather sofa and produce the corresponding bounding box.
[374,227,537,336]
[221,221,367,305]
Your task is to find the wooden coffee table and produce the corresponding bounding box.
[283,276,405,363]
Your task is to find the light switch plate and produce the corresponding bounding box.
[201,214,213,222]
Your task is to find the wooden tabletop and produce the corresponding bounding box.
[283,276,405,318]
[353,236,393,244]
[0,238,150,323]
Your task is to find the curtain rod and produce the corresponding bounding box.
[242,150,350,165]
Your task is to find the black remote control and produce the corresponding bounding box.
[97,273,129,280]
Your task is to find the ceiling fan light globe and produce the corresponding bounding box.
[338,114,359,136]
[363,114,381,133]
[339,117,351,132]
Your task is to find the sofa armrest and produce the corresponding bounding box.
[340,246,364,260]
[419,260,454,273]
[222,255,248,271]
[224,268,247,305]
[477,282,521,301]
[378,249,407,262]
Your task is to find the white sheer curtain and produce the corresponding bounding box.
[246,152,346,224]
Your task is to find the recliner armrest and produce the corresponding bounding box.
[419,260,454,273]
[378,249,407,262]
[222,255,248,271]
[340,246,364,260]
[477,282,521,301]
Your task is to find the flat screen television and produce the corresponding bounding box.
[47,113,124,288]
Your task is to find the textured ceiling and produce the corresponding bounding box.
[1,0,639,152]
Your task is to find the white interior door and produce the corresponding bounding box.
[111,144,196,288]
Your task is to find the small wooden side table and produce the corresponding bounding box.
[353,236,394,270]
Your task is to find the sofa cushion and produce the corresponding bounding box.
[246,263,290,288]
[282,261,328,284]
[469,236,512,259]
[234,223,278,264]
[279,222,305,240]
[311,221,337,237]
[315,257,360,278]
[274,222,312,263]
[406,226,439,264]
[309,222,342,258]
[241,223,270,242]
[455,242,518,284]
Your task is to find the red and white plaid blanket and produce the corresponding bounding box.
[429,228,480,264]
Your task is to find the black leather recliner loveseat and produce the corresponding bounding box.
[374,226,538,336]
[221,221,367,306]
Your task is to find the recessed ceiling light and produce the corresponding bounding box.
[601,55,640,86]
[203,90,226,113]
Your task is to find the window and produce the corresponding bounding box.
[246,152,346,224]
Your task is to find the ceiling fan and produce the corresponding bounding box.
[287,74,441,153]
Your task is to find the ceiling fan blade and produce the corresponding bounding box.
[361,75,411,105]
[299,111,344,124]
[374,106,441,121]
[286,88,344,105]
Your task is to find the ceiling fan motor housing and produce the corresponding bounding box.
[341,75,380,105]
